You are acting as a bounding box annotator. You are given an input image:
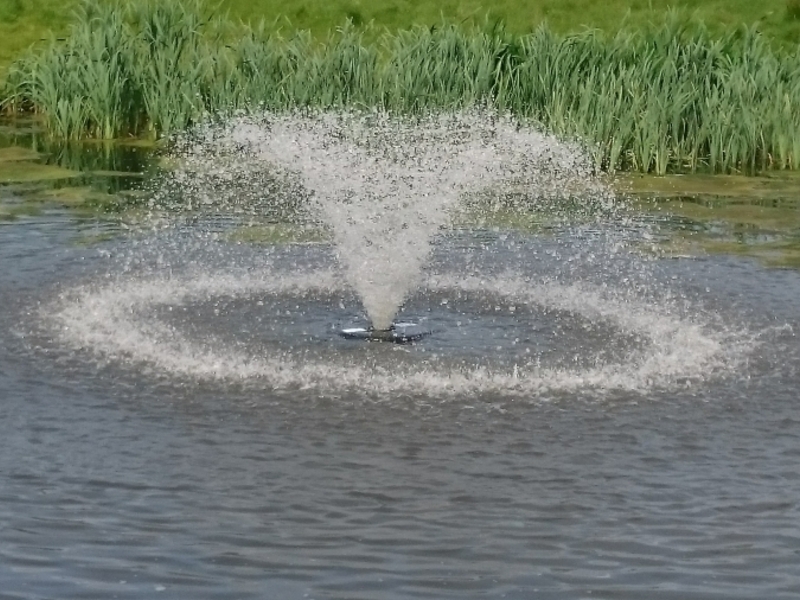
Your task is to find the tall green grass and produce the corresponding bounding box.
[3,0,800,174]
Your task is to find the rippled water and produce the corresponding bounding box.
[2,210,800,599]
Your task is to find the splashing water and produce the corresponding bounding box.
[167,110,608,330]
[42,109,755,398]
[48,265,749,397]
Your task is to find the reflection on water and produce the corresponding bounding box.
[0,116,153,176]
[0,117,153,226]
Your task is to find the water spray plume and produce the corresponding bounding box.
[43,109,752,397]
[170,109,606,331]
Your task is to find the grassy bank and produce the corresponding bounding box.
[2,0,800,174]
[2,0,799,78]
[2,0,799,68]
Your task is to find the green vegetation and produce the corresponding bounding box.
[2,0,799,175]
[2,0,797,269]
[627,172,800,268]
[621,171,800,201]
[648,225,800,269]
[2,0,799,78]
[0,144,80,182]
[0,138,151,226]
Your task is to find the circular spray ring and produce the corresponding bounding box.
[46,266,747,398]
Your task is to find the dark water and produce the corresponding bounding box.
[2,211,800,600]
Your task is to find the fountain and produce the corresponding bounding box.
[47,109,747,397]
[170,111,606,335]
[4,111,795,600]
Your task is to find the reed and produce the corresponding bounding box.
[2,0,799,174]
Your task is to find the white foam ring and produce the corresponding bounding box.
[48,267,750,399]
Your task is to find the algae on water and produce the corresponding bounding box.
[0,146,42,163]
[625,173,800,268]
[0,145,81,183]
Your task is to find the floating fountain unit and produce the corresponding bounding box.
[339,322,431,344]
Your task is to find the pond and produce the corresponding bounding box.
[1,116,799,599]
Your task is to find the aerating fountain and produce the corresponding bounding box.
[48,109,745,397]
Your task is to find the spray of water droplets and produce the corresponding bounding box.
[160,110,611,329]
[46,110,754,399]
[48,265,750,398]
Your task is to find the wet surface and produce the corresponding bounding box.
[2,214,800,599]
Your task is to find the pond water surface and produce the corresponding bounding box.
[1,128,800,599]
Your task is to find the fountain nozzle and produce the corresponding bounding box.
[339,322,430,344]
